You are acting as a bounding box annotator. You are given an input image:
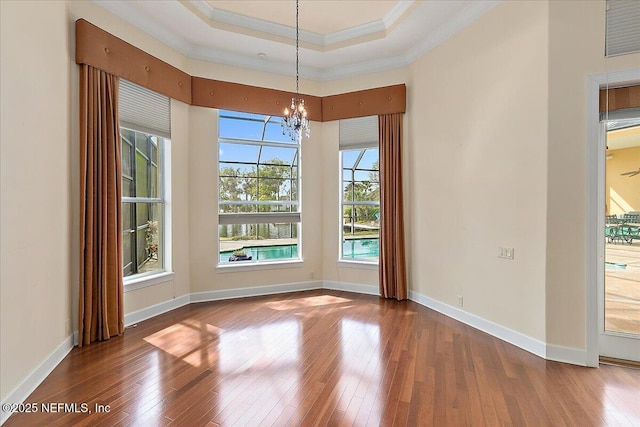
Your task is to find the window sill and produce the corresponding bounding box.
[216,259,304,273]
[124,271,174,292]
[337,260,379,270]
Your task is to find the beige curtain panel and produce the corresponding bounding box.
[78,64,125,346]
[378,113,407,300]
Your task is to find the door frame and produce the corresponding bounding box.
[586,68,640,367]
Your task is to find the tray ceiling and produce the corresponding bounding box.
[93,0,500,81]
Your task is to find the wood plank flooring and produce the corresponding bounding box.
[4,290,640,426]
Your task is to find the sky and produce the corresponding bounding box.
[218,109,378,172]
[218,110,299,166]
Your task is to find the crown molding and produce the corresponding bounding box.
[186,45,326,81]
[183,0,417,51]
[322,20,386,48]
[93,0,194,54]
[384,1,416,29]
[187,45,407,82]
[182,0,324,47]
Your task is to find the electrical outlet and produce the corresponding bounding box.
[310,271,315,279]
[498,246,515,260]
[457,295,464,307]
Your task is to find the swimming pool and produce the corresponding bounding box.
[342,238,380,260]
[219,238,380,262]
[220,244,298,263]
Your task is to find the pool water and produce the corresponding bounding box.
[220,244,298,263]
[220,238,380,263]
[342,238,380,260]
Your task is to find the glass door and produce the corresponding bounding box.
[600,116,640,362]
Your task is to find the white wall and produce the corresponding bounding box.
[188,58,323,97]
[407,0,550,342]
[320,68,409,96]
[0,0,71,401]
[545,0,640,349]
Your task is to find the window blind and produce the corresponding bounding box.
[606,0,640,56]
[119,79,171,138]
[600,107,640,122]
[339,116,378,150]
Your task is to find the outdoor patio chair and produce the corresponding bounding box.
[622,223,640,243]
[609,220,640,244]
[606,215,621,243]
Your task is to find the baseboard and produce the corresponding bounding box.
[124,294,191,326]
[323,280,379,295]
[408,290,547,360]
[546,344,588,366]
[190,280,323,303]
[1,334,74,426]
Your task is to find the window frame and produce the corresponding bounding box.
[339,146,380,264]
[121,125,172,286]
[217,111,302,267]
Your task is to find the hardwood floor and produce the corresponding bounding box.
[5,290,640,426]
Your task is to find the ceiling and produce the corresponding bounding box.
[94,0,500,81]
[607,122,640,150]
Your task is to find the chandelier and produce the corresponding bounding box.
[282,0,310,142]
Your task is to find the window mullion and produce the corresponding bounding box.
[351,169,355,234]
[219,138,294,149]
[343,201,379,206]
[123,197,162,203]
[149,136,153,202]
[132,135,138,275]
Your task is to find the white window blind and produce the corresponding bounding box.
[339,116,379,150]
[606,0,640,56]
[600,107,640,122]
[119,80,171,138]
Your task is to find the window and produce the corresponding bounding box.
[218,110,301,264]
[339,117,379,262]
[119,80,170,279]
[121,128,166,277]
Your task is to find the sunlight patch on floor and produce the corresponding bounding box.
[264,295,352,311]
[144,320,223,368]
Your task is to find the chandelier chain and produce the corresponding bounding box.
[296,0,299,95]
